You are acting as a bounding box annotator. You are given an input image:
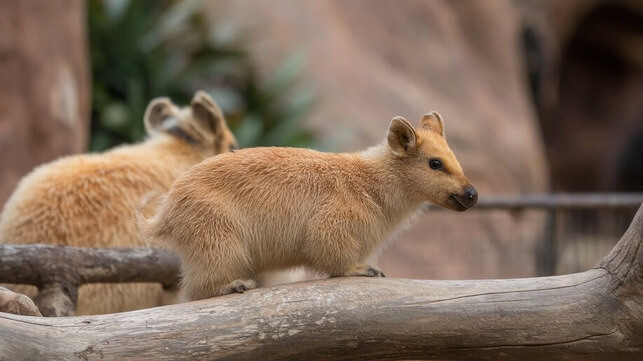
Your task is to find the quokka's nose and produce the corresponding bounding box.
[464,186,478,203]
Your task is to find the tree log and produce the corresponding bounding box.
[1,205,642,360]
[0,245,180,316]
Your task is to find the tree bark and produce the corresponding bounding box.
[0,245,180,316]
[0,0,90,207]
[1,205,642,360]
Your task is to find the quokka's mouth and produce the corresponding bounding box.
[447,195,467,211]
[449,193,476,212]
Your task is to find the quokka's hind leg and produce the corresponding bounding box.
[177,232,257,302]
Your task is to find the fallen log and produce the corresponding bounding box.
[1,205,642,360]
[0,245,180,316]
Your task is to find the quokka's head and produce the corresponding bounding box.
[386,112,477,211]
[143,91,238,156]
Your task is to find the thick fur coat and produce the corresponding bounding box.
[139,112,478,301]
[0,91,237,315]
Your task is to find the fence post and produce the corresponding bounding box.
[537,207,557,276]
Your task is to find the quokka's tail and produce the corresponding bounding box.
[135,191,163,248]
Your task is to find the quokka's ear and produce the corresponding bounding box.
[144,97,175,134]
[190,91,226,136]
[387,116,417,156]
[419,111,445,137]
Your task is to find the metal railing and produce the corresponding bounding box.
[424,193,643,277]
[426,193,643,211]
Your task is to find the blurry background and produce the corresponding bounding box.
[0,0,641,279]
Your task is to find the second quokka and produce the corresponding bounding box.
[138,112,478,301]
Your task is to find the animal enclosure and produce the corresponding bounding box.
[1,200,642,360]
[1,193,642,318]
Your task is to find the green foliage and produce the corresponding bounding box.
[88,0,316,151]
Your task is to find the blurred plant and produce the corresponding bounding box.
[88,0,316,151]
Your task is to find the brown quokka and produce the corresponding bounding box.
[0,91,237,315]
[138,112,477,301]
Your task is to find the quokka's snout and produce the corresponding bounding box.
[449,185,478,211]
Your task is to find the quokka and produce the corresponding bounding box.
[138,112,477,301]
[0,91,237,315]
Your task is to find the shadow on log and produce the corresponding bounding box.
[1,205,642,360]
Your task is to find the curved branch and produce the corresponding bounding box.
[0,205,641,360]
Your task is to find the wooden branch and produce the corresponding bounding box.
[0,245,180,316]
[1,206,641,360]
[0,245,180,287]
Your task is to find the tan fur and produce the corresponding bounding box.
[0,91,237,315]
[139,112,477,301]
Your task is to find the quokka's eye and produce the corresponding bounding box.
[429,159,443,170]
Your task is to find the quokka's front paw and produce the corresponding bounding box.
[362,265,386,277]
[226,279,257,294]
[342,264,386,278]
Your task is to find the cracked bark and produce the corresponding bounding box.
[0,205,642,360]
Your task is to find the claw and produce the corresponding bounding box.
[227,279,257,294]
[231,284,248,293]
[365,266,386,278]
